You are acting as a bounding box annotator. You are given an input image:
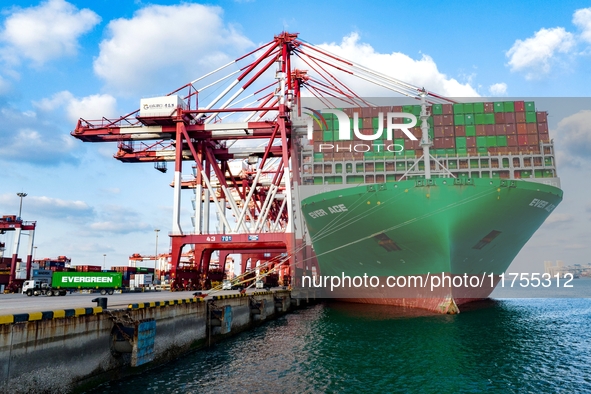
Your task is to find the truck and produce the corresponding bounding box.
[22,271,123,296]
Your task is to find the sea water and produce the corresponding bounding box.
[88,280,591,393]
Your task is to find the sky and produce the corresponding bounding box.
[0,0,590,274]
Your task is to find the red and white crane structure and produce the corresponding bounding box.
[71,32,452,284]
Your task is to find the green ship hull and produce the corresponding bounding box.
[300,177,563,313]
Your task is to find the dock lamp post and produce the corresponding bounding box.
[103,254,106,270]
[17,192,27,219]
[154,229,160,283]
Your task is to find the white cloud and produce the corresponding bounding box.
[0,0,100,66]
[573,7,591,44]
[0,193,94,219]
[489,82,507,96]
[93,3,253,97]
[554,109,591,167]
[32,91,118,124]
[66,94,118,124]
[546,213,574,224]
[314,33,479,97]
[506,27,575,79]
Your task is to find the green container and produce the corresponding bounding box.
[394,139,405,151]
[475,113,485,125]
[313,153,324,162]
[374,153,385,160]
[476,136,487,147]
[314,177,323,185]
[456,137,467,148]
[460,172,469,178]
[364,151,375,159]
[335,163,343,173]
[456,148,468,156]
[464,114,474,125]
[435,149,446,156]
[454,114,465,125]
[473,102,484,114]
[503,101,515,112]
[446,148,456,155]
[494,102,504,112]
[405,150,415,157]
[403,105,414,113]
[481,172,490,178]
[470,159,479,168]
[373,139,384,152]
[325,176,335,184]
[386,174,396,182]
[544,157,553,166]
[525,112,536,123]
[412,105,421,116]
[372,117,380,129]
[463,103,474,114]
[534,170,544,178]
[356,163,364,172]
[492,172,500,179]
[51,272,123,289]
[453,103,464,114]
[396,162,406,170]
[525,101,535,111]
[432,104,442,115]
[465,125,476,136]
[496,135,507,147]
[477,147,488,154]
[486,136,497,147]
[375,163,385,171]
[346,175,363,184]
[448,161,458,169]
[484,113,495,125]
[323,130,334,141]
[384,151,395,158]
[522,170,532,177]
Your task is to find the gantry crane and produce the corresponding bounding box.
[71,32,453,285]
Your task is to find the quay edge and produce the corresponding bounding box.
[0,289,318,394]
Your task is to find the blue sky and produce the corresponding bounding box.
[1,0,590,273]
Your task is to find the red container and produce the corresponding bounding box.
[467,147,477,154]
[433,115,443,126]
[515,112,526,123]
[537,123,549,133]
[391,105,403,112]
[404,139,414,149]
[362,117,373,129]
[507,135,518,146]
[443,137,455,149]
[442,104,453,115]
[539,133,550,143]
[485,125,495,135]
[443,126,454,137]
[434,126,445,138]
[466,136,476,147]
[505,123,516,135]
[526,123,538,134]
[441,115,454,126]
[528,134,539,145]
[494,113,505,123]
[455,125,465,136]
[494,124,506,135]
[433,138,445,148]
[517,124,528,135]
[514,101,525,112]
[476,125,486,136]
[518,135,528,146]
[504,112,516,123]
[484,102,494,113]
[536,111,547,123]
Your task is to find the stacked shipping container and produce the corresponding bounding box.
[311,101,550,161]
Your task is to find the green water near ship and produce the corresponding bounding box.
[88,281,591,393]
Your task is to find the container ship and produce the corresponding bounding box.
[297,97,562,313]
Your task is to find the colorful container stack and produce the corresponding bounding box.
[311,101,550,161]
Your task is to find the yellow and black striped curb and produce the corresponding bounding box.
[212,290,276,300]
[0,307,103,325]
[127,298,205,310]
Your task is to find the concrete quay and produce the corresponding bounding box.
[0,288,316,393]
